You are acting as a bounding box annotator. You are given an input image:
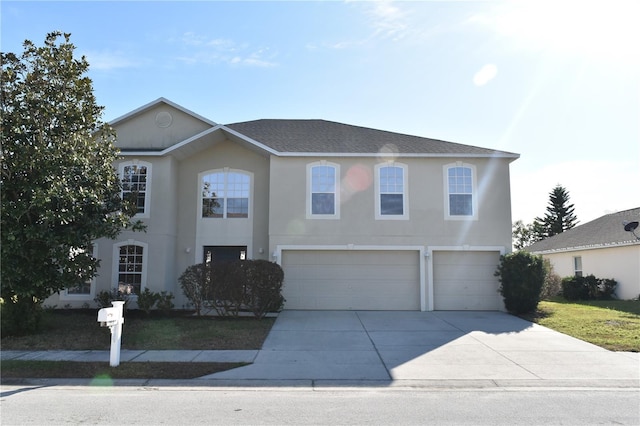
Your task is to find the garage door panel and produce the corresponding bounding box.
[286,264,415,281]
[433,251,501,311]
[282,250,420,310]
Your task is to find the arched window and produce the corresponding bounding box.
[113,241,148,296]
[201,170,250,218]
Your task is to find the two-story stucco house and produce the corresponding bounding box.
[48,98,520,311]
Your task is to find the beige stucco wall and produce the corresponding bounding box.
[542,245,640,300]
[174,137,271,294]
[47,106,515,310]
[268,155,513,251]
[114,103,212,150]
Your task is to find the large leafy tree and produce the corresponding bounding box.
[512,220,538,250]
[1,32,142,334]
[533,184,578,240]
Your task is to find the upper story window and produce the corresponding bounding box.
[308,162,340,219]
[202,170,250,218]
[376,163,408,220]
[120,161,151,217]
[113,241,148,296]
[444,163,477,220]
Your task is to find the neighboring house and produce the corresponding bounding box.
[526,208,640,300]
[48,98,520,311]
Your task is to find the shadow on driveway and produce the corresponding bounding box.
[201,310,639,386]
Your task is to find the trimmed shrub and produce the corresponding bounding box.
[561,276,587,300]
[94,289,130,311]
[494,251,545,314]
[243,259,285,318]
[179,259,285,319]
[210,260,246,317]
[178,263,211,316]
[561,274,618,301]
[136,288,160,315]
[156,291,175,313]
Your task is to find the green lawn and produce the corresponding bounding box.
[521,298,640,352]
[1,309,275,350]
[1,309,274,379]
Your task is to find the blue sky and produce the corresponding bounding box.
[2,0,638,224]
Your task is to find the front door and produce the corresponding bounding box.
[203,246,247,263]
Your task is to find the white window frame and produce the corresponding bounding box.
[60,244,98,300]
[443,162,478,221]
[119,160,152,218]
[200,169,251,219]
[112,240,149,298]
[375,162,409,220]
[573,256,583,277]
[307,161,340,219]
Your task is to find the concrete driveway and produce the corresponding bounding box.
[204,310,639,387]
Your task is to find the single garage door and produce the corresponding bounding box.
[433,251,501,310]
[281,250,420,310]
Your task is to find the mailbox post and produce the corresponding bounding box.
[97,301,125,367]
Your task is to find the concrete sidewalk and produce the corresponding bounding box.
[1,349,258,363]
[2,311,639,388]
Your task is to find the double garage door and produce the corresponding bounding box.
[281,249,501,311]
[281,250,420,310]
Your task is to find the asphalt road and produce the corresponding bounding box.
[1,385,639,425]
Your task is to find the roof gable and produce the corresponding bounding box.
[526,207,640,253]
[110,98,217,151]
[110,97,217,127]
[113,98,520,160]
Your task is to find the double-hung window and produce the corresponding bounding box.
[120,161,151,217]
[113,241,148,296]
[376,163,408,219]
[573,256,583,277]
[202,170,250,218]
[308,162,339,218]
[445,163,477,220]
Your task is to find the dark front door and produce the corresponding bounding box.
[203,246,247,263]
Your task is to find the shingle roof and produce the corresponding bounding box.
[525,207,640,253]
[226,119,519,157]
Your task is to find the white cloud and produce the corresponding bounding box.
[366,0,409,41]
[83,50,140,71]
[174,32,277,68]
[511,160,639,225]
[473,63,498,86]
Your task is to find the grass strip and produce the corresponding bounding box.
[1,360,247,380]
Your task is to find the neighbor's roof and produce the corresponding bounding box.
[525,207,640,254]
[225,119,519,158]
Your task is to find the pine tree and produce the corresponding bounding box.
[534,185,578,240]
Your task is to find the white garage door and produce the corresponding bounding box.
[433,251,501,310]
[281,250,420,310]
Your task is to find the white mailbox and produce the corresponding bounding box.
[96,301,125,367]
[98,307,119,327]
